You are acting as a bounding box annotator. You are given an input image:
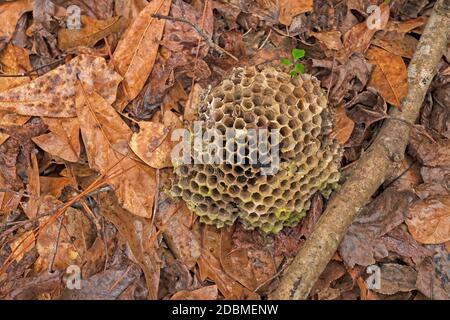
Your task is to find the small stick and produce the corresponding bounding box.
[152,13,239,62]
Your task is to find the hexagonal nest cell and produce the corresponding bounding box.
[171,65,343,233]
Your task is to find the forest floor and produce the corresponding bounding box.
[0,0,449,300]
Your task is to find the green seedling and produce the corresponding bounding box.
[281,48,306,77]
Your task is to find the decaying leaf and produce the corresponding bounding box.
[130,110,182,168]
[278,0,313,26]
[35,196,95,273]
[113,0,172,100]
[366,46,407,108]
[339,188,416,267]
[170,285,218,300]
[32,117,81,162]
[76,85,156,218]
[337,3,389,62]
[332,104,355,145]
[0,0,33,50]
[98,191,161,300]
[58,15,126,51]
[0,55,122,117]
[406,196,450,244]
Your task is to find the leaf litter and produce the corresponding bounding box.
[0,0,448,300]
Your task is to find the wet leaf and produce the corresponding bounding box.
[366,46,407,107]
[406,196,450,244]
[113,0,172,100]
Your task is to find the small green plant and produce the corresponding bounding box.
[281,48,305,77]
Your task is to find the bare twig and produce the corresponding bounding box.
[270,0,450,300]
[152,13,239,62]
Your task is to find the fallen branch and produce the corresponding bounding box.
[269,0,450,300]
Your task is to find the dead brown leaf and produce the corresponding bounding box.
[198,226,260,300]
[0,55,122,117]
[32,117,81,162]
[373,263,417,295]
[39,176,72,198]
[366,46,408,108]
[0,0,33,50]
[113,0,172,100]
[58,15,126,51]
[170,285,218,300]
[155,197,201,269]
[339,187,416,267]
[130,109,182,168]
[278,0,313,26]
[99,191,161,300]
[311,30,343,51]
[35,195,94,273]
[76,85,156,218]
[332,104,355,145]
[406,196,450,244]
[372,33,418,59]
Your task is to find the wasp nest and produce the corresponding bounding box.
[171,66,342,233]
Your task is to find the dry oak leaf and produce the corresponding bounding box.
[113,0,172,100]
[406,196,450,244]
[337,2,389,63]
[32,117,81,162]
[76,86,157,218]
[58,15,126,51]
[0,0,33,48]
[366,46,407,108]
[278,0,313,26]
[0,55,122,117]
